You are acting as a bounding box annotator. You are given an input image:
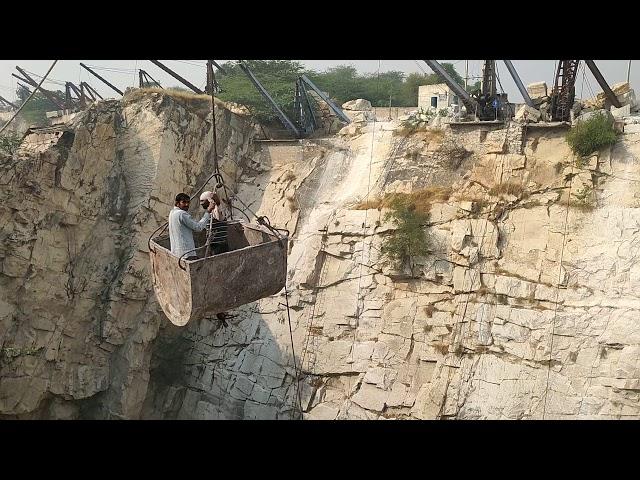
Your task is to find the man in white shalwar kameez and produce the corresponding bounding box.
[168,192,215,260]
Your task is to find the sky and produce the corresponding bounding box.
[0,60,636,105]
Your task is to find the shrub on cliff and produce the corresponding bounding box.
[0,131,22,155]
[566,111,618,157]
[381,196,430,275]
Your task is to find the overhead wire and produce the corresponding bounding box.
[84,64,138,73]
[414,60,429,75]
[437,119,519,418]
[21,69,67,86]
[542,160,574,419]
[585,72,597,100]
[173,60,208,68]
[346,60,381,410]
[147,61,303,417]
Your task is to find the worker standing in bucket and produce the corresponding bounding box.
[199,190,232,324]
[199,190,230,256]
[169,192,216,260]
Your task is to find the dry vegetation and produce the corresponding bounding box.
[569,185,597,211]
[450,195,490,215]
[286,194,298,212]
[282,170,296,182]
[423,304,436,318]
[353,186,452,215]
[394,125,446,143]
[432,343,449,355]
[475,285,494,297]
[124,88,235,118]
[487,181,530,199]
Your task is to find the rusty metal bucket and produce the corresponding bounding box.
[149,221,288,326]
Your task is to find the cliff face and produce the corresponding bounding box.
[2,92,640,419]
[0,91,256,418]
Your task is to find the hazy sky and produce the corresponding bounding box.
[0,60,636,105]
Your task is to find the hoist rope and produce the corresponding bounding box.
[542,162,574,419]
[142,66,300,417]
[284,283,304,418]
[209,172,302,421]
[147,76,229,246]
[437,121,515,418]
[205,61,220,258]
[346,62,380,404]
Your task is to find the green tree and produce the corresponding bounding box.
[215,61,466,121]
[381,196,430,275]
[306,65,366,105]
[466,80,481,94]
[366,70,406,106]
[400,73,434,106]
[165,86,191,92]
[398,63,465,106]
[217,60,307,123]
[440,63,464,86]
[15,85,63,125]
[0,131,22,155]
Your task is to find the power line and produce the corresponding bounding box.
[542,163,574,419]
[84,65,138,75]
[22,69,67,86]
[173,60,208,68]
[84,64,137,72]
[413,60,428,75]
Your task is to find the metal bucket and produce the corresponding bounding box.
[149,221,288,326]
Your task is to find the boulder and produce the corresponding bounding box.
[342,99,372,111]
[611,82,631,96]
[539,102,551,122]
[575,109,614,125]
[515,104,541,123]
[351,111,376,123]
[338,123,361,136]
[583,82,638,111]
[571,101,582,117]
[617,90,638,112]
[526,81,547,100]
[611,103,631,119]
[532,96,550,107]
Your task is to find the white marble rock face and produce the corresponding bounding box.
[2,90,640,420]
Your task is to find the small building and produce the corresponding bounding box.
[418,83,459,111]
[45,109,76,126]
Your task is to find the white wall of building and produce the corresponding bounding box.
[418,83,459,111]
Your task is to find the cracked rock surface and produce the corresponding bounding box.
[3,95,640,419]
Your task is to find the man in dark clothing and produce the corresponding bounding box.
[198,190,232,324]
[199,191,230,256]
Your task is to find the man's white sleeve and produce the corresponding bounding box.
[179,211,210,232]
